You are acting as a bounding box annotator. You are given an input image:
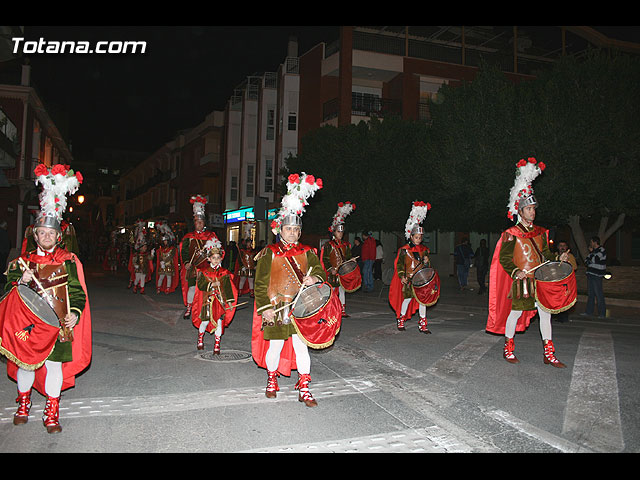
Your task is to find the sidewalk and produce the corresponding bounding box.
[352,273,640,324]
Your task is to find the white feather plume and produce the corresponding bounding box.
[271,172,323,234]
[404,201,430,239]
[330,201,356,232]
[507,158,545,221]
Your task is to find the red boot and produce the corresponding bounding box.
[42,396,62,434]
[13,389,32,425]
[418,317,431,334]
[543,340,566,368]
[213,335,221,355]
[197,332,205,350]
[295,373,318,407]
[503,337,519,364]
[183,304,192,319]
[397,315,406,331]
[266,370,279,399]
[341,304,350,318]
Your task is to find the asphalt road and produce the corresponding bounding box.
[1,264,638,453]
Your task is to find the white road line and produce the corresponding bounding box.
[0,378,377,422]
[240,426,474,453]
[562,330,625,452]
[485,408,592,453]
[427,330,500,382]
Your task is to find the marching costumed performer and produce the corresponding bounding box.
[191,237,238,353]
[0,164,91,434]
[155,221,180,294]
[180,195,219,318]
[320,201,361,317]
[251,173,341,407]
[486,157,570,367]
[127,220,154,294]
[389,201,439,333]
[235,237,256,297]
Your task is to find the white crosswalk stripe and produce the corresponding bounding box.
[562,330,625,452]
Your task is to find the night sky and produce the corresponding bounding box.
[20,26,340,158]
[16,25,640,161]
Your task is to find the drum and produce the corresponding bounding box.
[291,283,332,319]
[0,285,61,370]
[337,259,362,292]
[411,266,435,287]
[411,268,440,307]
[290,283,342,349]
[534,261,577,313]
[190,248,210,273]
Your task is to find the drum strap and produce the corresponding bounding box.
[275,242,305,284]
[516,224,545,264]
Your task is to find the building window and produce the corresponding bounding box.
[264,156,273,193]
[246,164,255,198]
[266,108,275,140]
[230,173,238,202]
[288,113,297,131]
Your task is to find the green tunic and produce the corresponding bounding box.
[196,269,235,322]
[498,222,556,311]
[254,244,326,341]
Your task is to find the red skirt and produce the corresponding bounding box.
[0,287,60,370]
[413,270,441,307]
[535,271,577,313]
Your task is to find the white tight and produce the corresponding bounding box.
[239,276,254,291]
[401,298,426,317]
[17,360,63,397]
[338,286,345,305]
[199,320,223,336]
[134,272,146,288]
[505,304,552,340]
[265,334,310,375]
[187,286,196,304]
[157,274,173,288]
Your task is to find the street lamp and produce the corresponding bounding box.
[77,195,85,204]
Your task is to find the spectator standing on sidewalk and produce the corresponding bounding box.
[474,239,489,294]
[582,236,607,318]
[361,231,377,292]
[454,237,474,291]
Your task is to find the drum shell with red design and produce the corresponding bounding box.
[0,285,61,370]
[291,283,342,349]
[411,267,440,307]
[534,261,577,313]
[337,260,361,292]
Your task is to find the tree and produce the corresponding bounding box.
[285,116,434,235]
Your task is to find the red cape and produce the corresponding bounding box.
[179,230,219,306]
[127,251,153,283]
[250,242,314,377]
[7,249,92,395]
[233,248,254,295]
[155,246,180,293]
[388,244,429,317]
[485,225,548,335]
[191,265,238,333]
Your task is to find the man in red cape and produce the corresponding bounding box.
[251,172,340,408]
[155,224,180,294]
[320,201,360,317]
[191,238,238,353]
[2,164,91,433]
[388,201,437,333]
[180,195,219,318]
[486,157,568,367]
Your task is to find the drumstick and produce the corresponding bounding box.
[17,257,49,298]
[523,260,550,275]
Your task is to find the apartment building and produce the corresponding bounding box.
[0,61,73,251]
[116,111,226,237]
